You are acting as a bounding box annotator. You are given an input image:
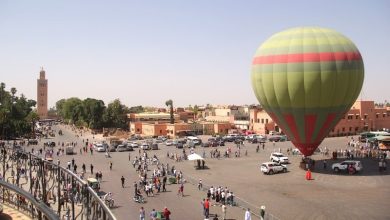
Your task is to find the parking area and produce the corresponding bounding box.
[50,125,390,220]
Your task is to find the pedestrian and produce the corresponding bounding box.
[128,152,131,161]
[139,207,145,220]
[163,207,171,220]
[149,208,157,220]
[82,163,86,173]
[204,198,210,218]
[162,176,167,192]
[245,208,251,220]
[119,176,125,188]
[178,183,184,197]
[110,161,113,170]
[222,204,227,220]
[90,164,94,174]
[256,145,259,153]
[306,169,312,180]
[198,179,203,190]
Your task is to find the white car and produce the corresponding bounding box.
[141,142,150,150]
[95,144,106,152]
[270,152,289,164]
[332,160,363,173]
[261,162,287,175]
[130,142,139,148]
[165,140,173,146]
[116,144,127,152]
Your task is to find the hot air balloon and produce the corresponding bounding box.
[251,27,364,156]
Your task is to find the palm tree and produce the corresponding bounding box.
[26,111,39,138]
[10,87,17,97]
[165,99,174,124]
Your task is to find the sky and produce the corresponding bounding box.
[0,0,389,108]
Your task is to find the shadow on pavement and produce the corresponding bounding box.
[309,158,389,176]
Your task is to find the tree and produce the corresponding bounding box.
[83,98,105,129]
[103,99,128,129]
[0,83,36,139]
[26,111,39,138]
[128,105,144,113]
[165,99,174,124]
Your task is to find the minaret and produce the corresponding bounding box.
[37,67,48,119]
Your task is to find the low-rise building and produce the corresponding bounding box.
[249,101,390,136]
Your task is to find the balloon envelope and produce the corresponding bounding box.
[251,27,364,156]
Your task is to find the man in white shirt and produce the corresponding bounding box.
[244,208,251,220]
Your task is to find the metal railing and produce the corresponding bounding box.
[1,143,117,220]
[0,179,58,219]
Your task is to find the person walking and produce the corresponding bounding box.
[121,176,125,188]
[204,198,210,218]
[139,207,145,220]
[162,176,167,192]
[110,161,113,170]
[149,208,157,220]
[90,164,94,174]
[198,179,203,190]
[163,207,171,220]
[222,204,227,220]
[245,208,251,220]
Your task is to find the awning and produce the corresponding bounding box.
[188,153,204,161]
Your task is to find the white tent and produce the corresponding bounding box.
[188,153,204,161]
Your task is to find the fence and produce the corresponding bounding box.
[0,179,58,219]
[1,144,117,220]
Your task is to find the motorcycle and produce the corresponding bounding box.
[132,195,145,203]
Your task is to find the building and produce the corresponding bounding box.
[205,106,250,130]
[249,101,390,136]
[330,101,390,136]
[128,112,231,138]
[37,68,48,119]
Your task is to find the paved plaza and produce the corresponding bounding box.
[0,204,32,220]
[34,125,390,220]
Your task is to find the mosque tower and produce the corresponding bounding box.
[37,67,48,119]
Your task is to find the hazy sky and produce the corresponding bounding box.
[1,0,389,108]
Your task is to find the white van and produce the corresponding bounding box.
[186,136,201,145]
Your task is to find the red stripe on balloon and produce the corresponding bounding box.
[293,142,321,157]
[314,113,337,143]
[252,52,362,65]
[304,114,317,143]
[284,114,302,144]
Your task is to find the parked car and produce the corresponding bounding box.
[151,143,159,150]
[270,152,289,164]
[165,140,174,146]
[130,142,139,148]
[202,142,210,148]
[157,136,168,142]
[126,145,134,151]
[261,162,287,175]
[268,135,288,142]
[176,143,184,149]
[218,140,225,146]
[95,144,106,152]
[116,144,127,152]
[141,142,150,150]
[332,160,363,173]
